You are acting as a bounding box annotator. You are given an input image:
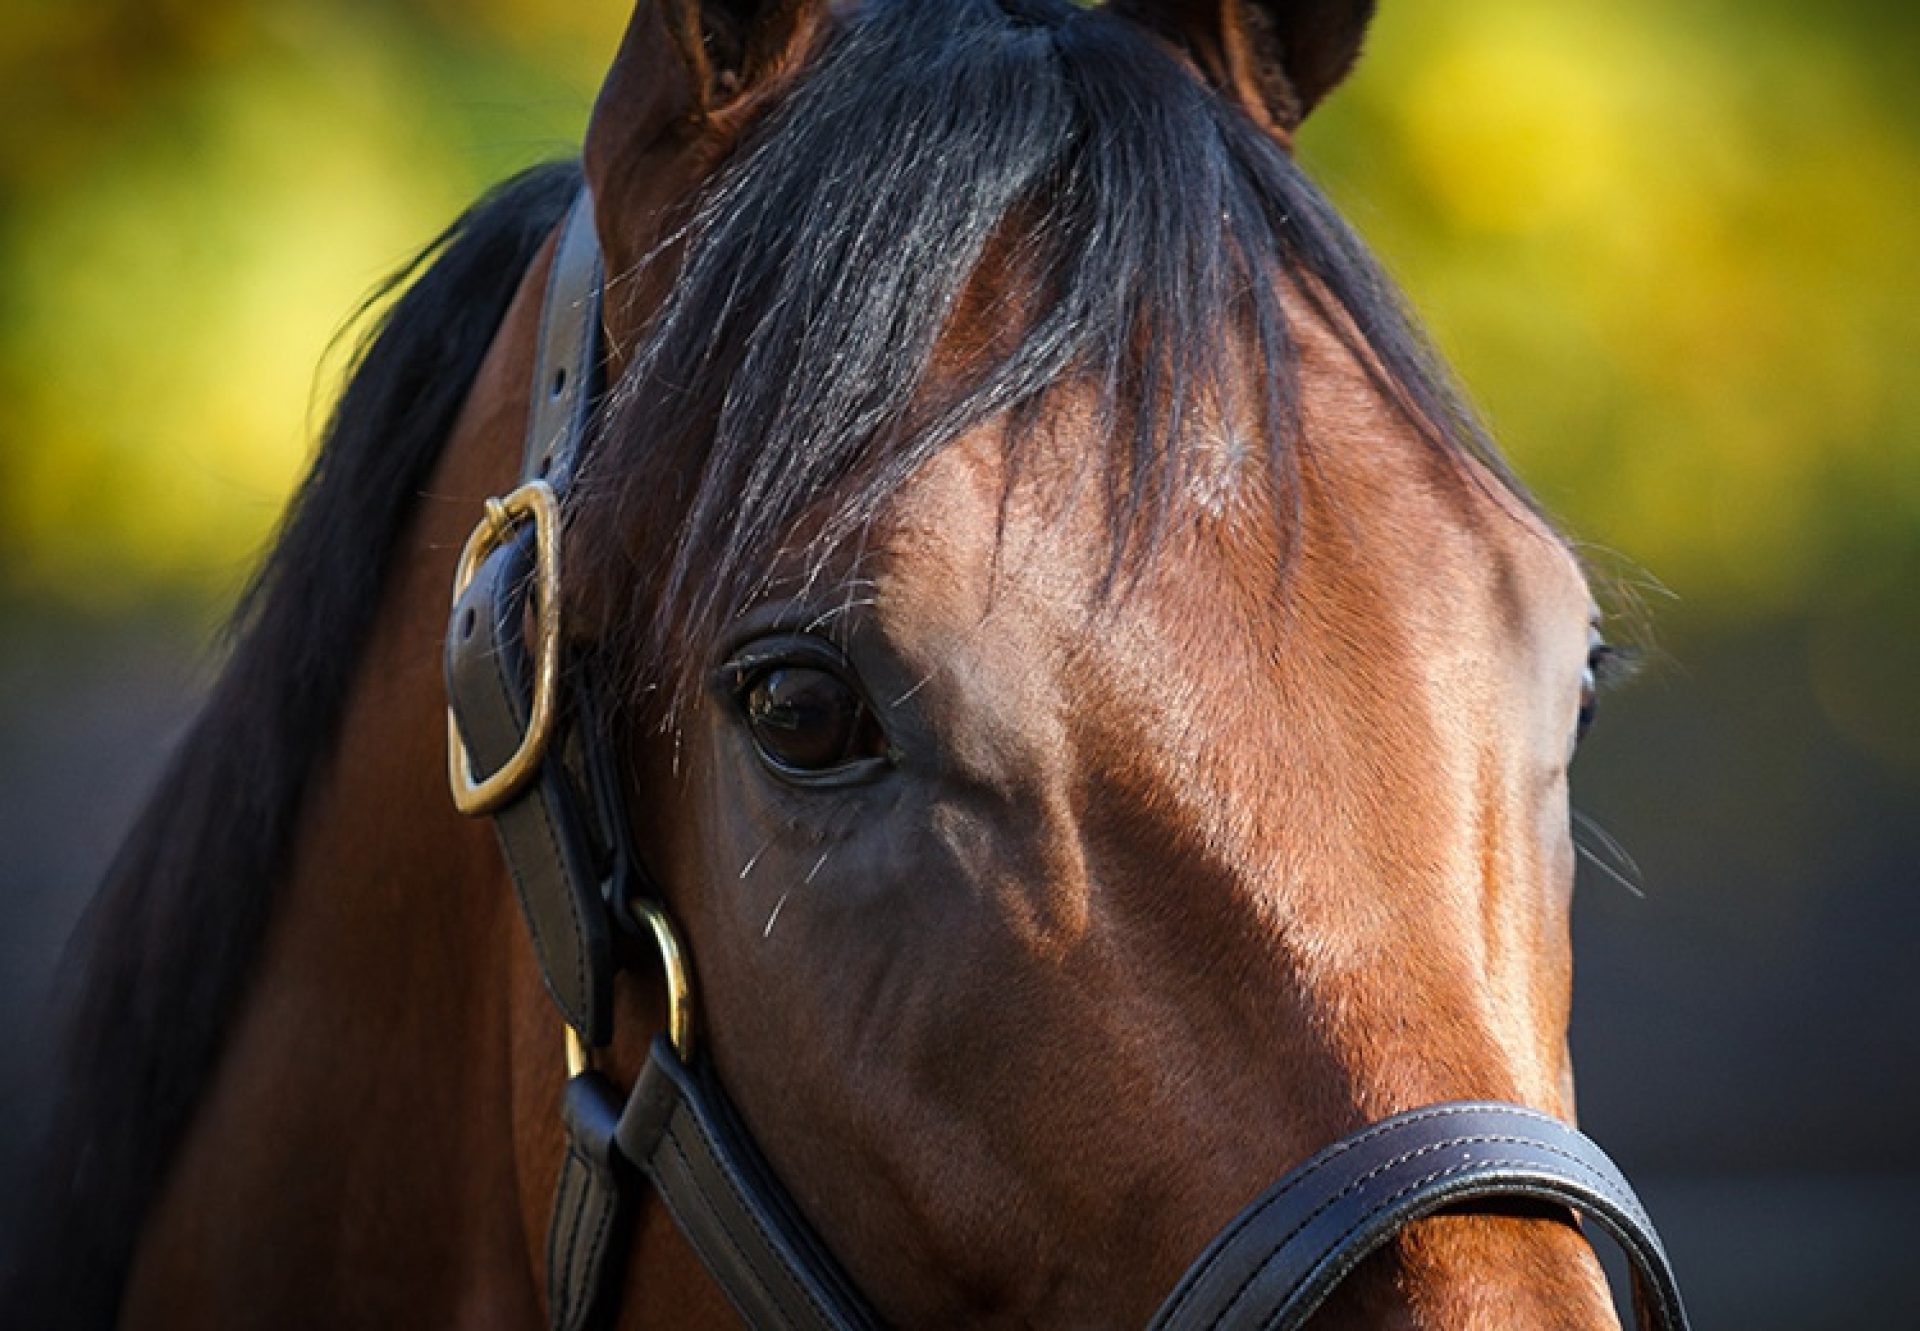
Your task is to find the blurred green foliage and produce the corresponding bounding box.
[1307,2,1920,624]
[0,0,626,607]
[2,1,1915,768]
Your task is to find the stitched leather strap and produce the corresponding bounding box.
[615,1038,881,1331]
[521,190,603,490]
[448,536,613,1039]
[548,1074,635,1331]
[445,190,612,1042]
[442,188,641,1329]
[542,1045,883,1331]
[1149,1102,1690,1331]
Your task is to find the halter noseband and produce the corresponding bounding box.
[443,191,1690,1331]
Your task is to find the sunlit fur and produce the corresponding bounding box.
[16,1,1627,1327]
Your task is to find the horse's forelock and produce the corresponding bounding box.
[570,0,1525,719]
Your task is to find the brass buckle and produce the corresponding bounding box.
[566,898,697,1077]
[447,481,563,817]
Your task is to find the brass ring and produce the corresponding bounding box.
[561,899,697,1080]
[633,898,696,1061]
[565,1024,591,1079]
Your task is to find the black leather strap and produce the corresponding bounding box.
[443,187,641,1327]
[548,1074,635,1331]
[1149,1102,1690,1331]
[444,190,613,1042]
[614,1038,881,1331]
[447,536,614,1039]
[521,191,604,490]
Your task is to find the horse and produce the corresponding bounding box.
[7,1,1686,1327]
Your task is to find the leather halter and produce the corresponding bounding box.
[444,191,1691,1331]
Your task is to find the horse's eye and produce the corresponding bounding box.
[1578,640,1631,745]
[740,665,885,777]
[1577,665,1598,744]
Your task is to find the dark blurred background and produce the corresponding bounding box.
[2,1,1916,1324]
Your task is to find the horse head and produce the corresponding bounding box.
[557,0,1637,1324]
[15,3,1683,1329]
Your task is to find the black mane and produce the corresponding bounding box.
[5,161,582,1327]
[576,0,1521,707]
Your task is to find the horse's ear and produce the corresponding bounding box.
[1114,0,1376,137]
[585,1,826,289]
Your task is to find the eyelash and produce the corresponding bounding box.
[1588,642,1640,692]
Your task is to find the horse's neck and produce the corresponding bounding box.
[117,236,738,1329]
[119,258,561,1327]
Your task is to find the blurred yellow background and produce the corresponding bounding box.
[2,2,1916,1323]
[6,0,1916,770]
[4,2,1915,626]
[1,0,625,607]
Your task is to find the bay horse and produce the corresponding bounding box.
[8,1,1686,1328]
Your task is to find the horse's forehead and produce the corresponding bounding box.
[864,391,1592,714]
[856,404,1593,1043]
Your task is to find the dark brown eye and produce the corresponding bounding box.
[741,665,885,776]
[1579,640,1634,745]
[1577,666,1598,744]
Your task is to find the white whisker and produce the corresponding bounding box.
[1572,810,1642,880]
[1575,839,1646,899]
[762,890,791,939]
[890,668,937,707]
[807,596,879,633]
